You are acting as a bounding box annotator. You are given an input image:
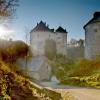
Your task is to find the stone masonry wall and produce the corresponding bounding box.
[85,22,100,59]
[30,31,67,56]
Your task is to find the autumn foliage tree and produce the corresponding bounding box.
[0,40,29,62]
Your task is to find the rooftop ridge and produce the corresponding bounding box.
[56,26,67,33]
[31,20,51,32]
[31,21,68,33]
[84,11,100,29]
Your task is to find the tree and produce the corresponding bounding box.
[0,0,19,17]
[0,40,29,62]
[70,38,77,45]
[77,39,84,47]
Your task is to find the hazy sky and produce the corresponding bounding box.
[1,0,100,41]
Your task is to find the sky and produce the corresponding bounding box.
[0,0,100,42]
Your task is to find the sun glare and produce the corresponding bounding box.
[0,25,14,38]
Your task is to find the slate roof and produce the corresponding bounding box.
[31,21,51,32]
[31,21,68,34]
[56,26,67,33]
[84,12,100,29]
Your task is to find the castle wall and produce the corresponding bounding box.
[67,45,84,59]
[55,32,67,55]
[30,31,50,56]
[85,22,100,59]
[30,31,67,56]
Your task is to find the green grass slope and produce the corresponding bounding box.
[0,60,62,100]
[51,55,100,89]
[0,40,62,100]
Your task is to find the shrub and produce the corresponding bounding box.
[0,40,29,62]
[70,58,100,77]
[52,56,100,88]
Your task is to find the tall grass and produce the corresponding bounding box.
[51,56,100,88]
[70,58,100,77]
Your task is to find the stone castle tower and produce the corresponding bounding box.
[84,12,100,59]
[30,21,67,56]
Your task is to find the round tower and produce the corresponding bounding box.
[84,12,100,59]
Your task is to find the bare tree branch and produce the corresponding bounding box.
[0,0,19,17]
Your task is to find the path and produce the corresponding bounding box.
[40,81,100,100]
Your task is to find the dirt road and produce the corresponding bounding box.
[56,88,100,100]
[41,81,100,100]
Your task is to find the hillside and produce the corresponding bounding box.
[0,58,63,100]
[0,60,42,100]
[0,39,62,100]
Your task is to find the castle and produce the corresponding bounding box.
[30,21,67,56]
[24,12,100,80]
[30,12,100,60]
[84,12,100,59]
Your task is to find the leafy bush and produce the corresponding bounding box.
[0,40,29,62]
[50,55,75,80]
[61,74,100,89]
[51,56,100,88]
[70,58,100,77]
